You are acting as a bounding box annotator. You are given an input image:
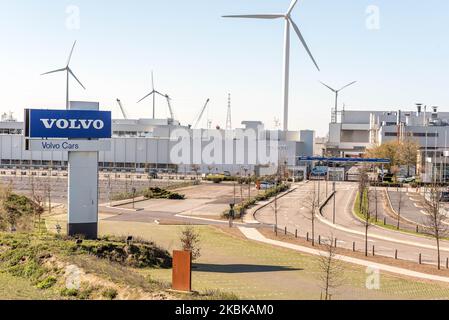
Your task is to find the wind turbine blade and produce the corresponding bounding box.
[319,81,336,92]
[66,41,77,66]
[151,71,155,91]
[154,90,166,98]
[287,0,299,15]
[338,81,357,92]
[41,68,67,76]
[68,68,86,90]
[222,14,284,19]
[290,19,320,71]
[137,92,154,104]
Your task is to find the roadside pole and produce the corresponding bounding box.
[333,180,336,224]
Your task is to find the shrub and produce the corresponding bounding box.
[76,240,172,269]
[61,288,79,297]
[102,288,118,300]
[37,276,57,290]
[179,226,201,261]
[222,184,289,219]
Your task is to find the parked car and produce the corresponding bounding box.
[441,191,449,202]
[404,176,416,183]
[148,169,158,179]
[259,181,275,190]
[311,166,328,177]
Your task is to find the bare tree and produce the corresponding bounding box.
[396,188,403,230]
[45,178,52,214]
[31,180,44,232]
[374,185,378,222]
[180,225,201,261]
[358,166,371,256]
[358,166,369,213]
[317,235,344,300]
[422,185,448,270]
[304,181,320,246]
[191,165,200,180]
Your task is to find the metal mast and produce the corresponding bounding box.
[226,93,232,130]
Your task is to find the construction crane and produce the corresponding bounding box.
[165,94,175,120]
[192,98,210,129]
[116,99,129,120]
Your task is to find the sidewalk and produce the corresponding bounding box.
[238,227,449,284]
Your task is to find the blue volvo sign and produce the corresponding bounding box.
[26,109,112,139]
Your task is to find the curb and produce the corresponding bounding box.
[385,188,426,228]
[317,188,449,253]
[238,227,449,284]
[248,186,299,223]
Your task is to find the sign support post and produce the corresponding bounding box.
[67,101,100,239]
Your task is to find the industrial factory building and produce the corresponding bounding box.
[326,105,449,182]
[0,115,315,177]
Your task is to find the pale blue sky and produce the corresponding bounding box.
[0,0,448,135]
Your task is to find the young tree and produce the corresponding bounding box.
[358,166,371,256]
[317,235,344,300]
[396,189,403,230]
[180,225,201,261]
[31,180,45,232]
[422,185,448,270]
[366,141,400,170]
[398,139,419,177]
[191,165,200,180]
[304,181,320,246]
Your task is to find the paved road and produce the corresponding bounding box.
[387,189,429,227]
[100,183,261,227]
[255,181,449,267]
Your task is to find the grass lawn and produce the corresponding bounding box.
[0,272,60,300]
[99,220,449,300]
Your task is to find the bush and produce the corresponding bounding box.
[168,193,185,200]
[0,192,43,231]
[222,184,289,219]
[37,276,57,290]
[179,226,201,261]
[102,288,118,300]
[61,288,79,297]
[76,240,172,269]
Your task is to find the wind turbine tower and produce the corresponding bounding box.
[223,0,320,131]
[226,93,232,130]
[320,81,357,123]
[137,71,173,119]
[41,41,86,110]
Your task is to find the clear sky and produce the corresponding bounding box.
[0,0,448,136]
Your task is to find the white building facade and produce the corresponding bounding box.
[0,117,315,176]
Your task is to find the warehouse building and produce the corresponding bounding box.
[326,105,449,182]
[0,116,315,177]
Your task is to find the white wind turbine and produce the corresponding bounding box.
[223,0,320,131]
[41,41,86,110]
[320,81,357,121]
[137,71,172,119]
